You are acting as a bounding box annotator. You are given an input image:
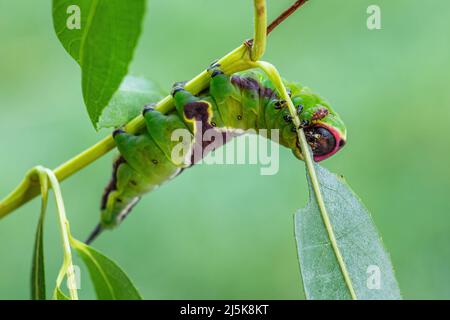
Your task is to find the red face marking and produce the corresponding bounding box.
[304,124,345,162]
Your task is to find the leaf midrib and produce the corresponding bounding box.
[78,0,99,66]
[75,242,116,299]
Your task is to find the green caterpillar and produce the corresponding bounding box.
[86,66,347,243]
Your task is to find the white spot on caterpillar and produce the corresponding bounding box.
[117,197,140,223]
[167,168,182,181]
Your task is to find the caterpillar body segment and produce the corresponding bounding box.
[87,68,347,243]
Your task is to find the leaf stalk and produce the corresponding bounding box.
[254,61,358,300]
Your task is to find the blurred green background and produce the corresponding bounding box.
[1,0,450,299]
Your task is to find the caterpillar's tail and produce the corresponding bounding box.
[85,224,103,245]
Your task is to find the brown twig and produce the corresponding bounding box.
[267,0,309,35]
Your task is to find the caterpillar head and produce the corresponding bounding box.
[288,84,347,162]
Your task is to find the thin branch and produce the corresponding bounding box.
[0,45,251,219]
[0,0,310,220]
[267,0,309,35]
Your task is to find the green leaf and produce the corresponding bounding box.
[52,0,146,128]
[71,239,142,300]
[31,168,49,300]
[97,76,166,129]
[54,286,70,300]
[295,163,402,300]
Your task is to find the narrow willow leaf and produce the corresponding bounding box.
[31,220,46,300]
[97,76,166,129]
[71,239,142,300]
[52,0,146,128]
[295,163,402,300]
[31,168,49,300]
